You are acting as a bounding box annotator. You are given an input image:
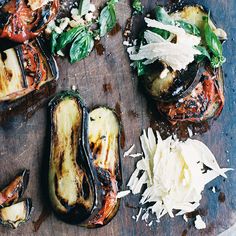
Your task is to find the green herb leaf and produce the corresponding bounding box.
[132,61,146,76]
[99,0,118,37]
[50,31,59,54]
[56,26,85,52]
[203,15,225,68]
[70,29,94,63]
[149,27,170,40]
[176,20,201,36]
[195,45,211,61]
[78,0,91,16]
[132,0,143,14]
[154,6,174,25]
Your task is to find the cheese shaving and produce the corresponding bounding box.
[128,18,201,71]
[127,128,232,228]
[124,144,135,157]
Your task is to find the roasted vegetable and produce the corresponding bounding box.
[0,199,33,229]
[0,170,29,208]
[0,0,59,42]
[48,91,101,224]
[137,5,226,123]
[0,38,58,116]
[157,65,224,123]
[86,107,122,227]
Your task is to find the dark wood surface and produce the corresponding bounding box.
[0,0,236,235]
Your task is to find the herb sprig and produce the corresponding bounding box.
[49,0,119,63]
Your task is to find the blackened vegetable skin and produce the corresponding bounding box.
[48,91,100,225]
[157,66,224,123]
[86,107,122,228]
[0,169,29,208]
[0,0,59,43]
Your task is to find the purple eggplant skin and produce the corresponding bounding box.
[0,169,29,208]
[48,91,102,225]
[0,198,33,229]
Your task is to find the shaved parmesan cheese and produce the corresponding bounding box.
[128,18,201,71]
[127,128,232,228]
[124,144,135,157]
[194,215,206,229]
[116,190,130,198]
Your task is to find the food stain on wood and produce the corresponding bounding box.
[128,110,138,118]
[218,192,226,203]
[103,83,112,93]
[182,229,188,236]
[94,40,105,56]
[33,207,51,232]
[108,23,121,36]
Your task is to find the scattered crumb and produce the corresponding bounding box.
[194,215,206,229]
[212,186,216,193]
[183,214,188,222]
[132,215,136,220]
[71,85,77,91]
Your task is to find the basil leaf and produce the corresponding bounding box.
[56,26,85,52]
[154,6,174,25]
[149,27,170,40]
[78,0,91,16]
[99,0,118,37]
[195,46,211,60]
[203,16,223,57]
[50,31,59,54]
[176,20,201,36]
[70,29,94,63]
[203,15,225,68]
[133,61,146,76]
[132,0,143,14]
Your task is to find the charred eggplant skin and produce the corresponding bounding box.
[86,107,122,228]
[48,91,101,225]
[0,198,33,229]
[0,169,29,208]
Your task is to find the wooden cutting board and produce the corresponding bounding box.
[0,0,235,235]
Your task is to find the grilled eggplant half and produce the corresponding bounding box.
[0,0,59,43]
[0,199,33,229]
[0,170,29,208]
[0,38,58,118]
[86,107,122,227]
[48,91,100,224]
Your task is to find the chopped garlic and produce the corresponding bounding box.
[28,0,51,11]
[194,215,206,229]
[127,128,232,227]
[59,17,70,31]
[85,12,94,22]
[71,8,79,16]
[54,26,63,34]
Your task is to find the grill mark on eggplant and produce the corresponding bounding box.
[15,47,27,88]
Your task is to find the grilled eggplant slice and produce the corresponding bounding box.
[0,38,58,118]
[86,107,122,227]
[0,0,59,43]
[157,65,224,123]
[0,170,29,208]
[48,91,100,224]
[0,199,33,229]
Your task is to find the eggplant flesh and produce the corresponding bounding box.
[0,199,32,229]
[86,107,122,227]
[0,38,58,102]
[143,5,219,103]
[0,170,29,208]
[49,91,98,224]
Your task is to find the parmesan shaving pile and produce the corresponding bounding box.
[128,18,201,71]
[127,128,232,225]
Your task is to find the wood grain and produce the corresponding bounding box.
[0,0,236,235]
